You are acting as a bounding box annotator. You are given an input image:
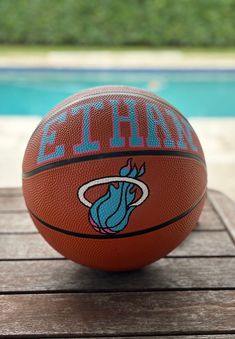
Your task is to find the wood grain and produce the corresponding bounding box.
[0,212,36,233]
[0,233,60,259]
[169,231,235,256]
[0,191,225,231]
[0,231,234,260]
[0,208,224,233]
[0,194,26,212]
[0,188,234,338]
[0,187,22,196]
[210,190,235,242]
[1,257,235,293]
[195,203,224,230]
[1,291,235,336]
[67,337,235,339]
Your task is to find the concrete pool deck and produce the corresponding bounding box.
[1,49,235,69]
[0,116,235,201]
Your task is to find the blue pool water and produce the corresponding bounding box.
[0,69,235,117]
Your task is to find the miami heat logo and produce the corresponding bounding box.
[77,159,149,234]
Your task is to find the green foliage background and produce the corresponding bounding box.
[0,0,234,46]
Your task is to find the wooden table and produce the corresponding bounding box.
[0,188,235,338]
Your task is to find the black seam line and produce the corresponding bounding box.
[29,189,207,240]
[23,150,205,178]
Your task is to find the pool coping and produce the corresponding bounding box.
[1,49,235,71]
[1,67,235,72]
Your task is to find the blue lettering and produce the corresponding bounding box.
[146,103,175,148]
[72,101,103,154]
[167,109,198,151]
[37,112,67,164]
[110,99,143,147]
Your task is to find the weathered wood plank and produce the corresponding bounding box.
[195,195,224,231]
[76,337,235,339]
[0,187,22,196]
[210,190,235,243]
[0,190,225,231]
[0,208,224,233]
[0,258,235,293]
[195,199,225,230]
[0,188,25,213]
[0,231,234,260]
[0,291,235,336]
[0,211,224,234]
[68,337,235,339]
[0,194,26,212]
[67,337,235,339]
[0,212,36,233]
[0,233,60,259]
[169,231,235,256]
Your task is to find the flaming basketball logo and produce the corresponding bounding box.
[77,159,149,234]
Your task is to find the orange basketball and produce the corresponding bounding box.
[22,86,207,271]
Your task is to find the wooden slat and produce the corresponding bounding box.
[0,212,36,233]
[0,191,225,231]
[0,187,22,196]
[0,234,60,259]
[68,337,235,339]
[0,195,26,212]
[0,291,235,336]
[210,190,235,243]
[169,231,235,256]
[69,337,235,339]
[0,188,234,338]
[0,194,227,234]
[0,208,224,233]
[195,199,224,230]
[0,187,25,215]
[0,231,234,260]
[0,257,235,293]
[67,336,235,339]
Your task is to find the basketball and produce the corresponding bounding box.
[22,86,207,271]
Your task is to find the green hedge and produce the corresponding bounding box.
[0,0,235,46]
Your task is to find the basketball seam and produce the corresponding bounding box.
[28,89,196,147]
[28,188,207,239]
[23,150,206,178]
[39,89,189,127]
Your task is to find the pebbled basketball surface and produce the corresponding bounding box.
[22,86,207,271]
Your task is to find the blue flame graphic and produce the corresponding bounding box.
[89,159,146,234]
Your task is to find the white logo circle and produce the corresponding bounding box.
[78,176,149,208]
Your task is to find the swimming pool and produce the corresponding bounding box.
[0,69,235,117]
